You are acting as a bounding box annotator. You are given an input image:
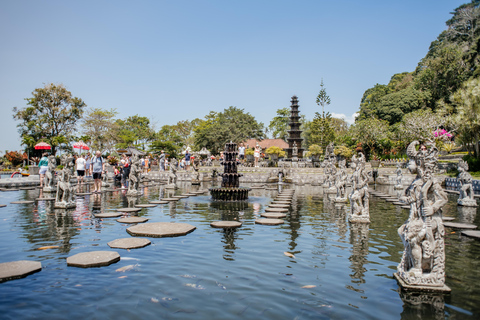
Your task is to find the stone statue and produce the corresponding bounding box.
[334,159,348,202]
[323,143,337,193]
[457,160,478,207]
[102,165,110,188]
[292,142,298,157]
[166,158,178,189]
[395,141,449,292]
[192,157,201,185]
[55,154,76,209]
[348,152,370,223]
[43,155,57,192]
[394,163,403,189]
[127,155,142,196]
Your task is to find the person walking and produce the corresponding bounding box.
[238,143,245,162]
[91,151,105,193]
[144,156,149,174]
[159,150,165,171]
[38,152,49,187]
[254,144,261,168]
[185,150,191,171]
[76,154,86,185]
[121,154,131,189]
[85,154,91,177]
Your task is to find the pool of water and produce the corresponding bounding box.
[0,183,479,319]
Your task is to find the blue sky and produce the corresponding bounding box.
[0,0,466,152]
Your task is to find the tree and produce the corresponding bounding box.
[351,117,391,159]
[13,83,86,154]
[114,115,155,150]
[394,109,448,144]
[193,107,265,154]
[157,119,202,149]
[82,108,118,152]
[268,108,290,140]
[316,79,331,114]
[310,112,335,151]
[446,1,480,43]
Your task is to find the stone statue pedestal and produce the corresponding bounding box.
[334,197,347,203]
[54,200,76,209]
[191,179,200,185]
[43,186,56,193]
[458,198,478,207]
[348,213,370,224]
[394,184,403,190]
[393,273,451,293]
[126,189,142,197]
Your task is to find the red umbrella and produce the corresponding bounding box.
[73,141,90,150]
[34,142,51,150]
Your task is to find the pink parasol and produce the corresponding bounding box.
[73,141,90,150]
[34,142,51,150]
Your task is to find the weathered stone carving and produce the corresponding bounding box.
[334,159,348,202]
[457,160,478,207]
[102,165,110,188]
[323,143,337,193]
[127,155,142,196]
[348,152,370,223]
[394,163,403,190]
[43,155,57,192]
[395,141,450,292]
[192,157,201,185]
[55,155,76,209]
[166,158,178,189]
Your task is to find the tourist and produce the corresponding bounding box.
[114,166,122,184]
[185,150,191,171]
[121,154,130,189]
[144,156,149,174]
[254,144,261,167]
[75,154,86,185]
[159,150,165,171]
[238,143,245,162]
[38,152,49,187]
[85,154,91,177]
[91,151,105,193]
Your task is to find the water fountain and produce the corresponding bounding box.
[209,142,250,201]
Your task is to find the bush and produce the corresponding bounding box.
[265,146,286,157]
[463,154,480,172]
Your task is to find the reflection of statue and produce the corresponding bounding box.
[395,141,450,292]
[127,155,141,196]
[398,289,446,320]
[43,155,57,192]
[394,163,403,190]
[457,160,478,207]
[348,152,369,223]
[334,159,348,202]
[349,224,369,284]
[166,158,178,189]
[55,155,76,209]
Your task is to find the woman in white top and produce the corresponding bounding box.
[76,155,86,184]
[254,144,261,168]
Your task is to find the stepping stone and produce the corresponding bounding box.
[67,251,120,268]
[250,186,264,189]
[192,191,207,194]
[393,202,404,205]
[255,218,284,225]
[160,198,180,202]
[107,238,151,249]
[266,188,278,190]
[0,188,19,192]
[0,260,42,283]
[268,204,290,208]
[461,230,480,239]
[272,201,292,204]
[183,193,197,196]
[210,221,242,228]
[134,204,157,208]
[75,192,92,196]
[127,222,196,238]
[265,207,288,213]
[36,197,56,201]
[149,200,169,204]
[95,212,123,218]
[172,195,189,199]
[442,217,455,221]
[443,222,477,230]
[261,212,287,218]
[116,207,142,213]
[0,205,6,208]
[19,187,36,190]
[275,198,293,201]
[102,189,117,192]
[401,205,410,209]
[10,201,34,204]
[117,217,149,224]
[386,198,398,202]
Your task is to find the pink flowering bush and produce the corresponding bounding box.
[433,129,453,141]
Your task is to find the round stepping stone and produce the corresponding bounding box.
[268,204,290,208]
[172,195,189,199]
[19,187,36,190]
[265,207,288,213]
[261,212,287,218]
[266,187,278,190]
[210,221,242,228]
[127,222,196,238]
[183,193,197,196]
[160,198,180,202]
[10,201,34,204]
[117,217,149,224]
[386,198,398,202]
[35,197,55,201]
[443,222,478,230]
[442,217,455,221]
[0,260,42,282]
[461,230,480,239]
[272,201,292,204]
[75,192,92,196]
[134,204,157,208]
[67,251,120,268]
[393,202,404,205]
[116,207,142,213]
[149,200,169,204]
[107,238,151,249]
[95,212,123,218]
[401,205,410,209]
[0,204,6,208]
[255,218,284,225]
[0,188,19,192]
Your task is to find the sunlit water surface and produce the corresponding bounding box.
[0,182,479,319]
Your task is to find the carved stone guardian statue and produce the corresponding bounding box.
[127,155,142,196]
[43,155,57,192]
[394,163,403,190]
[348,152,370,223]
[54,154,76,209]
[334,159,348,203]
[395,141,450,292]
[457,160,478,207]
[166,158,178,189]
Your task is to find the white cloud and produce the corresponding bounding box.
[331,112,358,124]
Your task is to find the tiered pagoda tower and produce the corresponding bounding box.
[209,142,251,201]
[286,96,304,159]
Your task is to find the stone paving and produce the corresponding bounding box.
[0,260,42,282]
[107,238,151,249]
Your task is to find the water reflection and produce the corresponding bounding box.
[457,206,477,224]
[398,290,446,320]
[222,228,239,261]
[348,223,369,292]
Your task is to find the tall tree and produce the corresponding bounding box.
[115,115,155,150]
[82,108,118,152]
[13,83,86,154]
[351,117,391,159]
[268,107,290,140]
[316,79,331,114]
[310,112,335,151]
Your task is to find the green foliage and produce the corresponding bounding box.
[310,112,335,151]
[115,115,155,150]
[13,83,86,155]
[334,145,354,160]
[245,148,255,156]
[268,108,289,140]
[82,108,118,152]
[351,117,390,158]
[193,107,265,154]
[464,153,480,171]
[4,151,23,166]
[307,144,323,156]
[150,140,179,159]
[316,79,331,113]
[265,146,286,157]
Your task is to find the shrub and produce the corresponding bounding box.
[265,146,286,157]
[463,154,480,172]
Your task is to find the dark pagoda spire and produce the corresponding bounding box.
[286,96,304,159]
